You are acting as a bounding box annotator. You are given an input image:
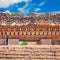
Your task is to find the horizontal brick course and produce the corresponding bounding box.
[0,45,60,60]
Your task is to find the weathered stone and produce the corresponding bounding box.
[0,46,60,59]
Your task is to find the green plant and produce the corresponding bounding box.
[19,41,27,45]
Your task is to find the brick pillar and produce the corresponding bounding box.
[0,39,7,45]
[38,40,41,45]
[41,39,52,45]
[8,39,19,45]
[52,40,59,45]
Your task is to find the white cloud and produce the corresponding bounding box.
[34,1,46,12]
[18,1,30,15]
[18,0,46,15]
[0,0,28,8]
[18,8,29,15]
[35,8,41,11]
[39,1,46,6]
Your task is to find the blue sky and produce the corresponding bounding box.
[0,0,60,16]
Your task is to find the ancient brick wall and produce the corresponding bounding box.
[0,45,60,60]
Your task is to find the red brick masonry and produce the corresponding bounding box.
[0,45,60,60]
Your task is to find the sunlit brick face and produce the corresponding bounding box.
[0,13,60,45]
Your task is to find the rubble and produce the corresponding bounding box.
[0,12,60,26]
